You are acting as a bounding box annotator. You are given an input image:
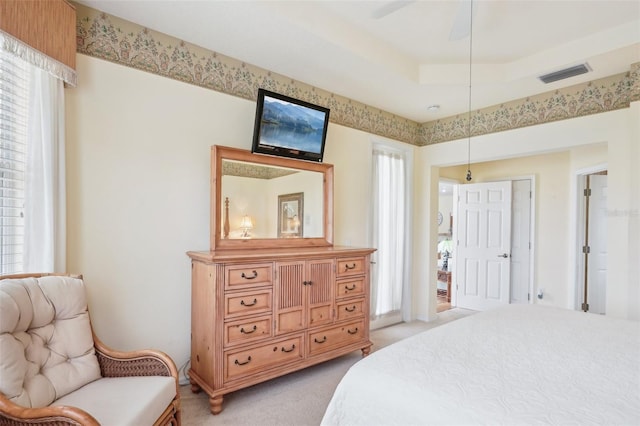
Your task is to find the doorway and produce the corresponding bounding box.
[436,179,456,312]
[576,169,608,314]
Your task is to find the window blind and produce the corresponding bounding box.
[0,49,28,274]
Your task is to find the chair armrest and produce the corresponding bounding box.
[93,332,179,380]
[91,331,182,425]
[0,393,99,426]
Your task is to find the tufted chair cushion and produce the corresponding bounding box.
[0,276,101,408]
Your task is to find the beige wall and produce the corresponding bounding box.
[66,53,639,371]
[607,101,640,319]
[417,108,639,321]
[65,54,375,368]
[324,124,376,248]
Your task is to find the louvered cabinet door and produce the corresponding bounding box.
[275,261,306,334]
[306,259,335,328]
[275,259,336,334]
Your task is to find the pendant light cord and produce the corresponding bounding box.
[466,0,473,182]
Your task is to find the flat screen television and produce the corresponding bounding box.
[251,89,330,162]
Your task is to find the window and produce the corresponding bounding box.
[0,31,69,275]
[370,144,411,328]
[0,49,28,274]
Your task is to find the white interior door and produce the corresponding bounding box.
[586,174,608,314]
[456,181,512,311]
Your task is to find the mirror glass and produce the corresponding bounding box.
[221,160,324,239]
[211,145,333,250]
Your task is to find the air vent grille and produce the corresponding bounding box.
[538,63,591,84]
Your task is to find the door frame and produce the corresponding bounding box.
[436,178,459,309]
[571,163,607,311]
[451,175,536,307]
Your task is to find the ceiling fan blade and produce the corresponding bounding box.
[449,0,476,41]
[372,0,415,19]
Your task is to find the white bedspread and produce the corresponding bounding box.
[321,304,640,426]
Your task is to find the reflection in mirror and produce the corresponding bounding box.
[222,160,324,239]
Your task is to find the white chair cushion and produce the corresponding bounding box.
[53,376,177,426]
[0,276,101,407]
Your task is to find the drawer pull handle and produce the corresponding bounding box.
[314,336,327,344]
[234,356,252,366]
[345,305,357,312]
[344,284,356,291]
[240,298,258,307]
[240,325,257,334]
[303,280,313,286]
[241,270,258,279]
[344,263,357,270]
[281,344,296,353]
[347,327,359,335]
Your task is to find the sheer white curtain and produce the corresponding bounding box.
[23,61,66,272]
[371,147,406,318]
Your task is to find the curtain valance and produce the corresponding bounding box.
[0,30,76,86]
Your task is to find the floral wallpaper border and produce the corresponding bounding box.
[422,66,640,145]
[75,4,639,147]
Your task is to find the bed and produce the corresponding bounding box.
[321,304,640,425]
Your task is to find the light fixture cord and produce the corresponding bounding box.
[466,0,473,182]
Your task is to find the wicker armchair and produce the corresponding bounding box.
[0,273,181,425]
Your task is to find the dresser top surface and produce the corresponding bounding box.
[188,246,376,262]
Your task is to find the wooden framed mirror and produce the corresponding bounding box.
[211,145,333,250]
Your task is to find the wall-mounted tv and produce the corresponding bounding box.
[251,89,330,162]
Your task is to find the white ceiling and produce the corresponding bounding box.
[76,0,640,122]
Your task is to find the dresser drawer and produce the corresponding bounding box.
[335,277,365,299]
[336,257,366,277]
[308,320,365,356]
[225,263,273,290]
[224,315,273,347]
[336,299,365,321]
[224,336,303,382]
[225,289,272,318]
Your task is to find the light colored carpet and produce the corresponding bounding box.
[180,308,476,425]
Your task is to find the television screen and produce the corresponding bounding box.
[251,89,330,162]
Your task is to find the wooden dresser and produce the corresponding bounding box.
[187,246,374,414]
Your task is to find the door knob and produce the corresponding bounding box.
[497,253,510,258]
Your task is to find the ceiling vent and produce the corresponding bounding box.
[538,63,591,84]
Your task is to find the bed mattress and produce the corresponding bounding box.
[321,304,640,425]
